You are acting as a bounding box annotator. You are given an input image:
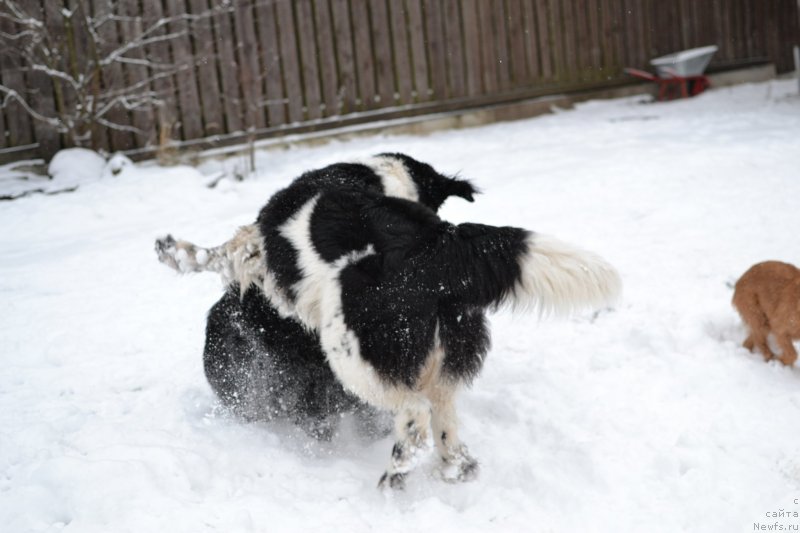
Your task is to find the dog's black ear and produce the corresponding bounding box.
[449,178,479,203]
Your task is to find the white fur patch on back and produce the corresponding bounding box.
[362,156,419,202]
[278,195,329,328]
[511,233,622,316]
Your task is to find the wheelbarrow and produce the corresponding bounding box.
[625,45,718,101]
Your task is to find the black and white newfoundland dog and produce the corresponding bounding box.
[156,153,621,489]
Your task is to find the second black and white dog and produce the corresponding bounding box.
[157,153,621,489]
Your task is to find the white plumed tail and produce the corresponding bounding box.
[509,233,622,316]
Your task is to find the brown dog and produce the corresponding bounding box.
[733,261,800,366]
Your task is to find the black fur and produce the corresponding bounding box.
[379,152,478,208]
[322,195,529,386]
[255,156,528,387]
[257,155,479,305]
[203,284,384,439]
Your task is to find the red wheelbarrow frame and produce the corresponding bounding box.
[625,67,711,101]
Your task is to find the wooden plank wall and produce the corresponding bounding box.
[1,0,798,162]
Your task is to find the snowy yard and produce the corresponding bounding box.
[2,79,800,532]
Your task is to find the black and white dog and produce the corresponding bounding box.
[158,153,621,489]
[157,155,477,440]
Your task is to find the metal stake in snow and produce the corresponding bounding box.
[794,45,800,94]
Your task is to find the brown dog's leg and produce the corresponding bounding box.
[775,334,798,366]
[748,331,776,361]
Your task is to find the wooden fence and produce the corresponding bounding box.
[1,0,799,162]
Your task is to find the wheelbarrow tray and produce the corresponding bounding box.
[650,45,718,77]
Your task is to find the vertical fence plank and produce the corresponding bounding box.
[443,0,466,98]
[210,2,244,131]
[546,0,567,81]
[90,0,124,156]
[28,0,63,157]
[330,0,358,112]
[520,0,539,81]
[140,0,177,150]
[597,0,614,76]
[534,0,553,80]
[459,0,483,95]
[233,0,267,129]
[368,0,396,106]
[405,0,430,101]
[313,0,340,117]
[572,0,591,80]
[274,0,304,121]
[0,92,6,150]
[476,0,498,92]
[295,0,323,119]
[387,1,414,105]
[256,0,288,126]
[586,0,603,79]
[741,0,754,59]
[505,0,528,84]
[493,1,511,89]
[118,0,156,148]
[0,16,35,148]
[70,0,110,153]
[422,0,448,100]
[255,1,286,127]
[162,0,204,142]
[185,0,224,136]
[350,0,377,109]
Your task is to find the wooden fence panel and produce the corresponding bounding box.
[2,1,799,161]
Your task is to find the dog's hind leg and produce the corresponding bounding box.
[428,383,479,483]
[775,333,798,366]
[734,293,775,361]
[377,399,432,490]
[155,234,229,274]
[155,224,264,291]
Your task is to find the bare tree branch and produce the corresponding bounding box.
[0,0,228,151]
[0,84,65,131]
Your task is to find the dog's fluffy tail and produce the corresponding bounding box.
[440,224,620,316]
[507,232,621,316]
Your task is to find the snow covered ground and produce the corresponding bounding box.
[2,79,800,533]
